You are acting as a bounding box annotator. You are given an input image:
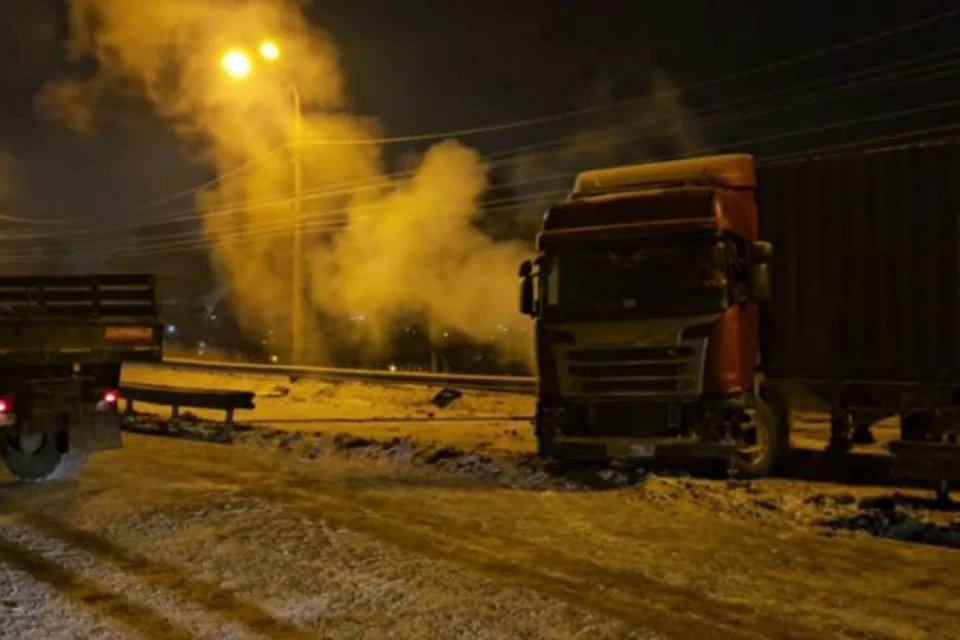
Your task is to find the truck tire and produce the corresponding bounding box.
[2,435,89,483]
[731,386,790,478]
[731,401,777,477]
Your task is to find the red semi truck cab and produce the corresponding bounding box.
[519,154,783,475]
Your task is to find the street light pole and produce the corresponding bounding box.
[290,84,304,365]
[220,43,304,363]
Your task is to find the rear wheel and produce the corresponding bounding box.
[2,433,89,482]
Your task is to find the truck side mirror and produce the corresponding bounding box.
[520,278,535,316]
[749,263,771,301]
[751,240,773,264]
[519,259,536,316]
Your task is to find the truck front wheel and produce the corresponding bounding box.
[731,389,789,478]
[2,434,89,482]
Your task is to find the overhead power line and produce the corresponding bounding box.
[3,125,956,267]
[0,113,956,261]
[125,7,960,209]
[7,46,959,243]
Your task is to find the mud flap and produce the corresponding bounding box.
[67,411,123,454]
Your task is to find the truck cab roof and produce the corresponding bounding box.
[571,154,756,198]
[538,187,727,250]
[543,187,716,232]
[538,155,760,249]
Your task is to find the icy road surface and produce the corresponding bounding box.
[0,363,957,639]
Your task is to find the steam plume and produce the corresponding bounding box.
[44,0,533,366]
[508,70,710,234]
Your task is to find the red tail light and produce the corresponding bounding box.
[103,390,119,405]
[0,394,16,425]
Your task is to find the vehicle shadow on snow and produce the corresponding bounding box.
[0,480,111,523]
[778,447,900,487]
[0,498,317,640]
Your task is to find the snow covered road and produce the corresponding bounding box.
[0,364,958,638]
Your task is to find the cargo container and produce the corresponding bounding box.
[759,144,960,384]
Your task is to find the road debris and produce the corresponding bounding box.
[431,388,464,409]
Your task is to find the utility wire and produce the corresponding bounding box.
[2,113,956,261]
[5,123,956,266]
[9,48,960,242]
[126,7,960,208]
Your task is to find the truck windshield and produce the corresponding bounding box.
[541,241,729,320]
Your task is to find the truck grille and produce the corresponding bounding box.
[563,340,707,396]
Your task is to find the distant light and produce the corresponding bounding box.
[103,391,119,404]
[222,49,253,79]
[270,354,279,363]
[388,364,397,372]
[0,399,9,414]
[259,41,280,61]
[166,324,178,335]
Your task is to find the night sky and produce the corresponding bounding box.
[0,0,958,270]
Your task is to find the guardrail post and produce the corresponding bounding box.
[171,405,180,420]
[225,407,234,425]
[125,399,135,415]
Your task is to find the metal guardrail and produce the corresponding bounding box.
[155,357,537,394]
[120,382,256,424]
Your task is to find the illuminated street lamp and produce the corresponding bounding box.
[221,41,304,365]
[221,49,253,79]
[259,40,281,61]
